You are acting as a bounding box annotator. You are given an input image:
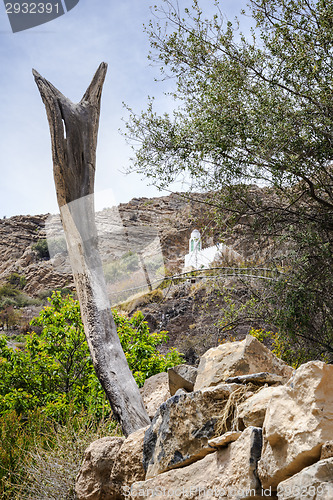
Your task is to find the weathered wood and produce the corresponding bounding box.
[33,63,150,436]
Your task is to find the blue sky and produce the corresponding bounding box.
[0,0,247,217]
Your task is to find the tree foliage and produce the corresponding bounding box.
[0,292,183,421]
[124,0,333,360]
[126,0,333,203]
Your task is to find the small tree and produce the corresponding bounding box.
[124,0,333,358]
[32,239,50,260]
[0,292,183,421]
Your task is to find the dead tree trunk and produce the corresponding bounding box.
[33,63,150,436]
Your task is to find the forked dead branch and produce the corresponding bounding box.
[33,63,150,436]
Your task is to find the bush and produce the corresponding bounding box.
[32,239,50,260]
[0,284,20,299]
[6,273,26,290]
[0,275,36,329]
[249,328,310,369]
[37,287,72,303]
[0,291,183,419]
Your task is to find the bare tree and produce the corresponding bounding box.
[33,63,150,436]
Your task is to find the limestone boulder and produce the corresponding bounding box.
[168,364,198,395]
[75,436,124,500]
[131,427,263,500]
[174,387,188,396]
[109,426,149,498]
[258,361,333,489]
[140,372,171,420]
[237,386,281,429]
[194,335,293,391]
[277,458,333,499]
[143,383,243,479]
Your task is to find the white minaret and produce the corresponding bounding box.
[189,229,201,268]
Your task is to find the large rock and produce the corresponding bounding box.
[258,361,333,489]
[109,427,149,499]
[277,458,333,499]
[194,335,293,391]
[143,383,243,479]
[131,427,263,500]
[237,386,281,429]
[168,364,198,395]
[140,372,171,420]
[75,436,124,500]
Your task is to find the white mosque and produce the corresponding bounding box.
[184,229,242,271]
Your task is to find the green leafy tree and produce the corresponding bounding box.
[0,292,183,421]
[0,293,103,420]
[124,0,333,360]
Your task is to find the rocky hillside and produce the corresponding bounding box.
[0,188,280,299]
[0,192,212,298]
[1,189,281,355]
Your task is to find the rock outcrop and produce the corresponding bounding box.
[277,458,333,499]
[258,361,333,489]
[75,338,333,500]
[143,383,242,479]
[139,372,171,420]
[131,427,263,500]
[0,193,209,297]
[168,364,198,395]
[194,335,293,391]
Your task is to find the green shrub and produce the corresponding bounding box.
[37,287,72,303]
[0,283,41,312]
[103,251,140,281]
[32,239,50,260]
[249,328,310,368]
[6,273,26,290]
[0,284,20,299]
[0,291,183,419]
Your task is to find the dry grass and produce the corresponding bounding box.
[116,289,164,314]
[12,417,120,500]
[214,383,264,437]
